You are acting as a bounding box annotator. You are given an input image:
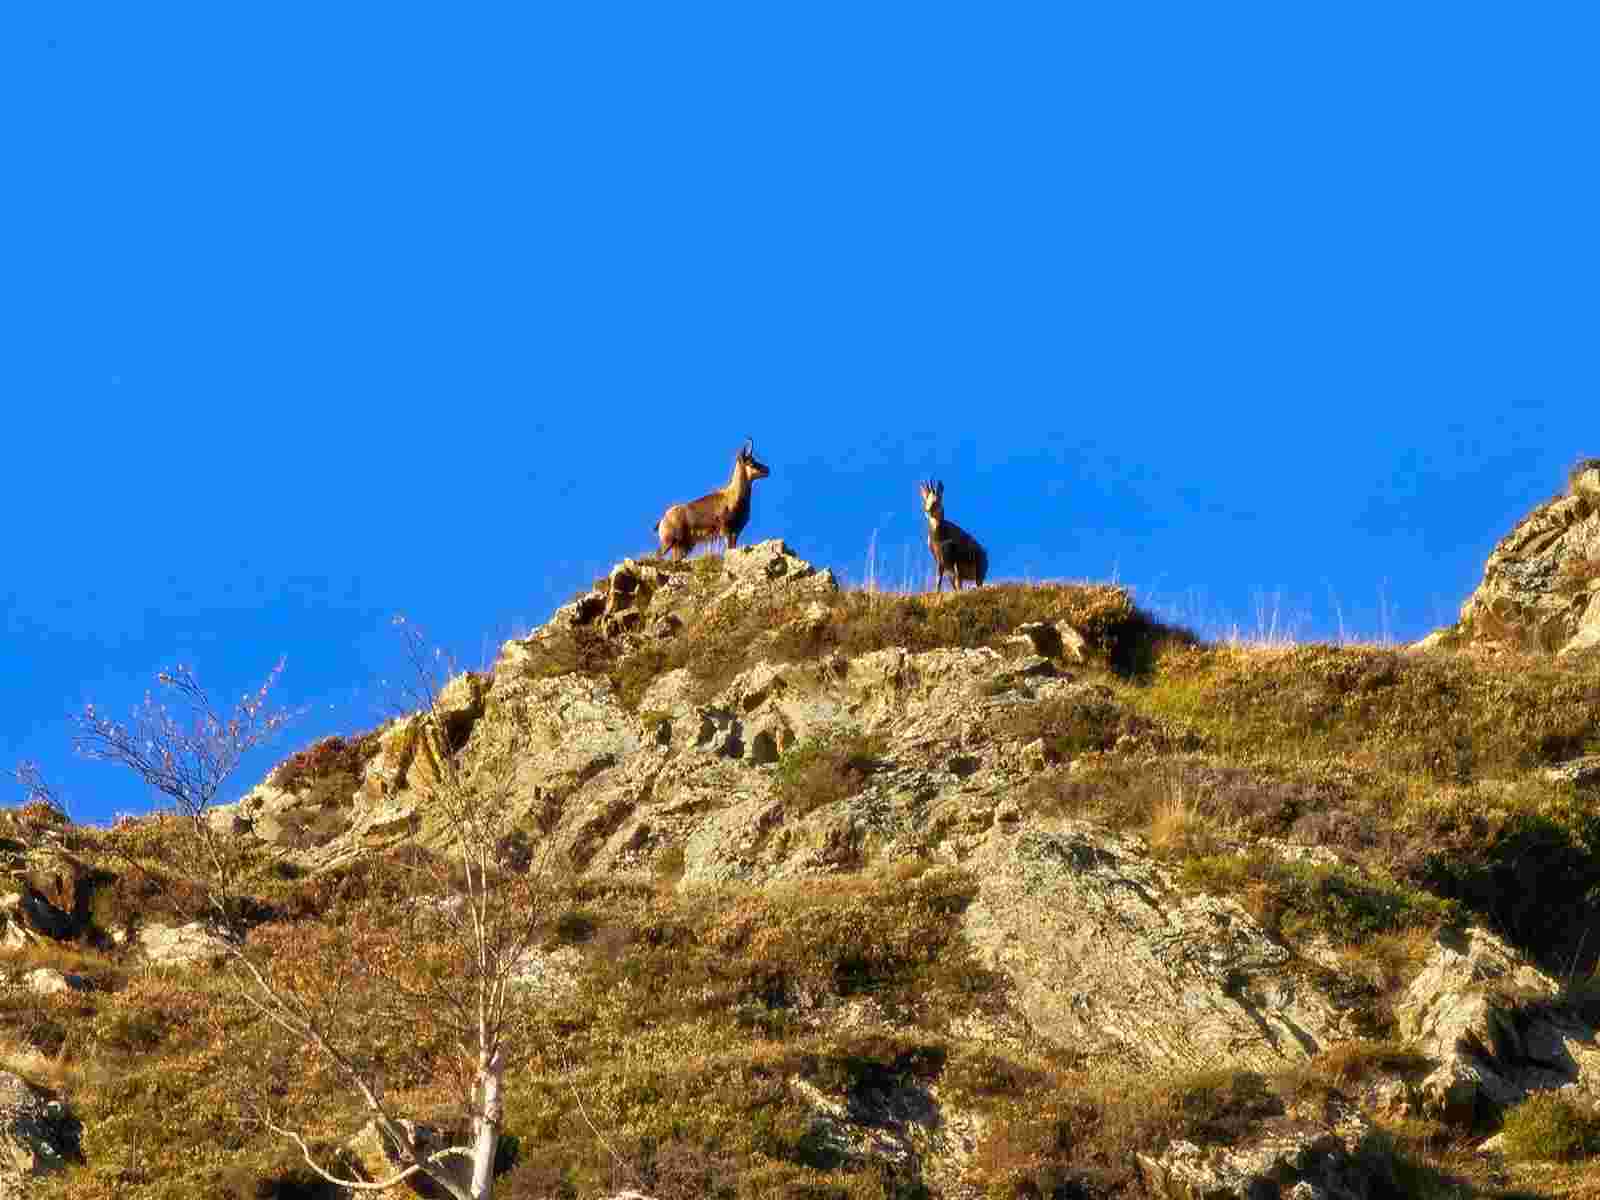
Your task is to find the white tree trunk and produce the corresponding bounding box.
[468,1049,504,1199]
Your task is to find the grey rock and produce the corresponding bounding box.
[139,921,230,966]
[1396,925,1600,1120]
[963,822,1347,1071]
[1138,1103,1380,1200]
[0,1072,77,1194]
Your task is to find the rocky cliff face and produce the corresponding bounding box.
[1439,460,1600,657]
[193,540,1600,1197]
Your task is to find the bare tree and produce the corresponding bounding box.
[74,635,548,1200]
[11,759,67,821]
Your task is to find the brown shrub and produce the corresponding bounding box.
[772,733,887,818]
[1002,687,1151,759]
[269,729,385,807]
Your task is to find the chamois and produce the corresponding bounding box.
[654,439,771,560]
[919,479,988,591]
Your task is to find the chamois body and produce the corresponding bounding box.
[919,479,987,591]
[654,440,771,560]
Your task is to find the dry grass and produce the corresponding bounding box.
[545,574,1193,712]
[1146,777,1221,860]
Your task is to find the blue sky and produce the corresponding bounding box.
[4,5,1595,824]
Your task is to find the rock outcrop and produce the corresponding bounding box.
[1137,1106,1383,1200]
[964,823,1349,1072]
[0,1073,77,1197]
[1397,925,1600,1123]
[1444,461,1600,656]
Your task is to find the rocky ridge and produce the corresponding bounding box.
[193,539,1600,1197]
[6,527,1600,1197]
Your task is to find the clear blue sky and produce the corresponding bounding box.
[4,5,1595,824]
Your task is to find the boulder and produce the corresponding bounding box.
[721,539,838,597]
[1137,1102,1381,1200]
[138,921,229,967]
[1395,925,1600,1122]
[21,968,88,996]
[225,781,350,848]
[0,891,76,949]
[0,847,91,946]
[787,1073,984,1199]
[1011,618,1089,663]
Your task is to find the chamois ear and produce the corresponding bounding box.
[741,437,754,460]
[935,480,945,499]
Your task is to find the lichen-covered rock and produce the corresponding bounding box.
[788,1074,984,1200]
[1395,925,1600,1121]
[719,539,839,597]
[507,945,582,1000]
[225,780,353,847]
[1138,1102,1380,1200]
[0,1071,78,1193]
[1454,470,1600,654]
[139,921,229,966]
[963,822,1349,1071]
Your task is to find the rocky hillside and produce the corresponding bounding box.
[4,529,1600,1198]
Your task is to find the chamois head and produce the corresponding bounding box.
[736,438,770,483]
[918,479,945,521]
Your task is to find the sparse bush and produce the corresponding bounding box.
[1141,643,1600,778]
[1001,688,1134,758]
[1181,850,1457,944]
[269,730,384,808]
[1500,1091,1600,1162]
[773,732,887,817]
[1146,780,1220,860]
[1309,1039,1429,1086]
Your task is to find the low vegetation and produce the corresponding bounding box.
[772,732,887,818]
[9,549,1600,1196]
[1501,1092,1600,1163]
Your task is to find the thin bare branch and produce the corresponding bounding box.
[261,1112,475,1197]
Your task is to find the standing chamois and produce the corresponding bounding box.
[654,439,771,559]
[919,479,988,591]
